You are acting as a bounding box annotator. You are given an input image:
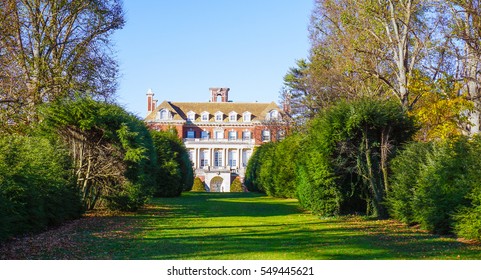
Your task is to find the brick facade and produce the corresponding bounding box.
[145,88,289,192]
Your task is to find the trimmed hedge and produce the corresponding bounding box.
[296,98,416,217]
[150,129,194,197]
[191,177,206,192]
[388,137,481,236]
[0,135,83,242]
[230,177,244,192]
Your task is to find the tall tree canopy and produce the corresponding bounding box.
[0,0,124,129]
[284,0,479,138]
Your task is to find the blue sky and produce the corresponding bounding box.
[113,0,313,117]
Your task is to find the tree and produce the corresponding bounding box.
[409,72,473,141]
[299,98,417,217]
[41,96,156,211]
[0,0,124,128]
[444,0,481,135]
[150,128,194,197]
[244,143,276,193]
[287,0,436,118]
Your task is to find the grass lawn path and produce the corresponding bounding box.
[1,192,481,259]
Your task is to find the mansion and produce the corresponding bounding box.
[145,87,289,192]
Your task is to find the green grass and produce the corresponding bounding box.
[59,192,481,260]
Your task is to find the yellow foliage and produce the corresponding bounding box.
[409,72,473,142]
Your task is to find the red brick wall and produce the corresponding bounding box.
[147,123,285,144]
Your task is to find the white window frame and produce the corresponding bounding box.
[228,131,237,141]
[269,110,279,120]
[229,111,237,122]
[201,112,209,122]
[214,150,223,167]
[201,130,209,139]
[200,150,209,167]
[215,111,224,122]
[262,130,271,142]
[187,111,196,122]
[214,129,224,139]
[243,112,251,122]
[159,109,170,120]
[242,149,252,167]
[242,131,251,141]
[228,150,237,167]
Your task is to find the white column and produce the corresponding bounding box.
[223,148,227,168]
[209,148,213,168]
[194,148,198,169]
[237,148,241,169]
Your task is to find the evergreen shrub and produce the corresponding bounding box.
[296,98,416,217]
[230,177,244,192]
[41,96,157,211]
[191,177,206,192]
[150,129,194,197]
[0,134,83,242]
[389,137,481,236]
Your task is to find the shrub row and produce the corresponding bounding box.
[150,129,194,197]
[388,137,481,238]
[0,96,194,241]
[246,98,415,217]
[0,135,83,242]
[245,134,301,198]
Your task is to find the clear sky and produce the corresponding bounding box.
[113,0,313,117]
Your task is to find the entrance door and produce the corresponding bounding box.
[210,176,223,192]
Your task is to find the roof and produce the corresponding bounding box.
[145,101,285,123]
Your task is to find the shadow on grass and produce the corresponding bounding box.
[80,192,481,260]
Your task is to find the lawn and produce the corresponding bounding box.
[1,192,481,259]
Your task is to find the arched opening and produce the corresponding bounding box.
[210,176,224,192]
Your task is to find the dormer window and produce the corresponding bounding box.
[215,111,224,122]
[243,111,251,122]
[158,109,171,120]
[201,111,209,122]
[267,110,279,120]
[229,111,237,122]
[187,111,196,122]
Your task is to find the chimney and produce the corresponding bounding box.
[209,87,230,102]
[147,88,155,114]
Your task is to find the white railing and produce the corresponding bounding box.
[183,138,255,144]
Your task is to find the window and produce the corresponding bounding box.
[201,112,209,122]
[242,149,252,167]
[243,112,251,122]
[201,131,209,139]
[228,131,237,140]
[266,110,278,121]
[187,131,195,138]
[277,130,286,141]
[214,150,223,167]
[188,150,195,162]
[242,131,251,141]
[200,150,209,167]
[215,130,224,139]
[215,112,223,122]
[159,109,170,120]
[262,130,271,142]
[228,150,237,167]
[229,112,237,122]
[187,111,195,122]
